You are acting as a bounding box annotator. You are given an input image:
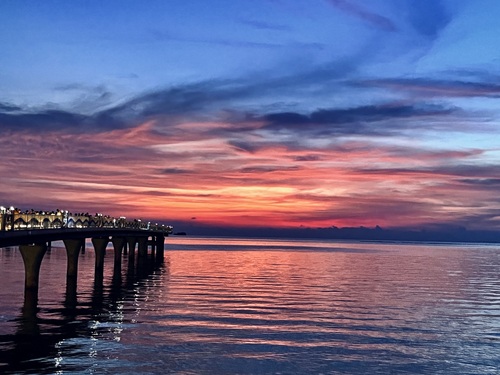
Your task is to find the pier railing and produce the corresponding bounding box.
[0,206,172,234]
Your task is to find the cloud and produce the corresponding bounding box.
[327,0,397,32]
[1,109,497,230]
[0,80,235,133]
[458,178,500,186]
[143,190,173,197]
[261,103,458,135]
[0,110,88,132]
[239,18,292,31]
[355,164,500,179]
[293,154,322,162]
[0,102,22,112]
[406,0,451,41]
[239,165,300,173]
[362,77,500,98]
[52,83,114,113]
[0,67,488,143]
[159,168,193,174]
[227,140,261,154]
[0,66,352,133]
[149,28,323,50]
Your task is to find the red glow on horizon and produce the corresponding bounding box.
[0,119,498,232]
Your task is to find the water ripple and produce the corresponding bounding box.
[0,238,499,374]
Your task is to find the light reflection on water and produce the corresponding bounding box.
[0,237,499,374]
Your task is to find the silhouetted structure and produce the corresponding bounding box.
[0,205,172,310]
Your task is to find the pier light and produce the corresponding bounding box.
[9,206,15,211]
[0,206,5,213]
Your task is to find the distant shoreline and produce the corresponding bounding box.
[176,225,500,245]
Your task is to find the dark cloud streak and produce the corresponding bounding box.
[362,77,500,98]
[0,102,22,112]
[261,103,458,135]
[239,165,300,173]
[159,168,194,174]
[239,18,292,31]
[356,164,500,179]
[327,0,397,32]
[0,68,492,139]
[0,110,87,132]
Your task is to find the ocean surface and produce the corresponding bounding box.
[0,236,499,374]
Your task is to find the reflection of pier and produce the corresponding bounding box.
[0,207,172,311]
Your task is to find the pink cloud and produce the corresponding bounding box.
[1,117,498,231]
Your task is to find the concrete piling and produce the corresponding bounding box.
[137,237,148,258]
[19,243,48,294]
[155,235,165,263]
[91,237,109,282]
[63,238,84,279]
[111,237,125,266]
[2,225,169,312]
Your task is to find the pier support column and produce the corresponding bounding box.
[91,237,109,282]
[63,238,84,308]
[125,237,136,278]
[155,235,165,263]
[63,238,84,280]
[150,238,156,259]
[111,237,125,272]
[127,237,136,262]
[137,237,148,258]
[19,243,47,295]
[111,237,125,284]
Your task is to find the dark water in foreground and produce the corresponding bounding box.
[0,237,499,374]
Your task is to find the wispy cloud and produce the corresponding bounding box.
[260,103,460,136]
[362,77,500,98]
[0,110,88,132]
[238,18,292,32]
[1,110,497,230]
[406,0,451,41]
[326,0,397,32]
[0,102,22,112]
[159,168,194,174]
[149,28,323,50]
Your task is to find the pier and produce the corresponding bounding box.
[0,206,172,309]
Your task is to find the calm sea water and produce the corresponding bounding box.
[0,237,499,374]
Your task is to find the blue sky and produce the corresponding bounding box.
[1,0,500,232]
[3,0,492,107]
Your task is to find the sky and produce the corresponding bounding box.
[1,0,500,234]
